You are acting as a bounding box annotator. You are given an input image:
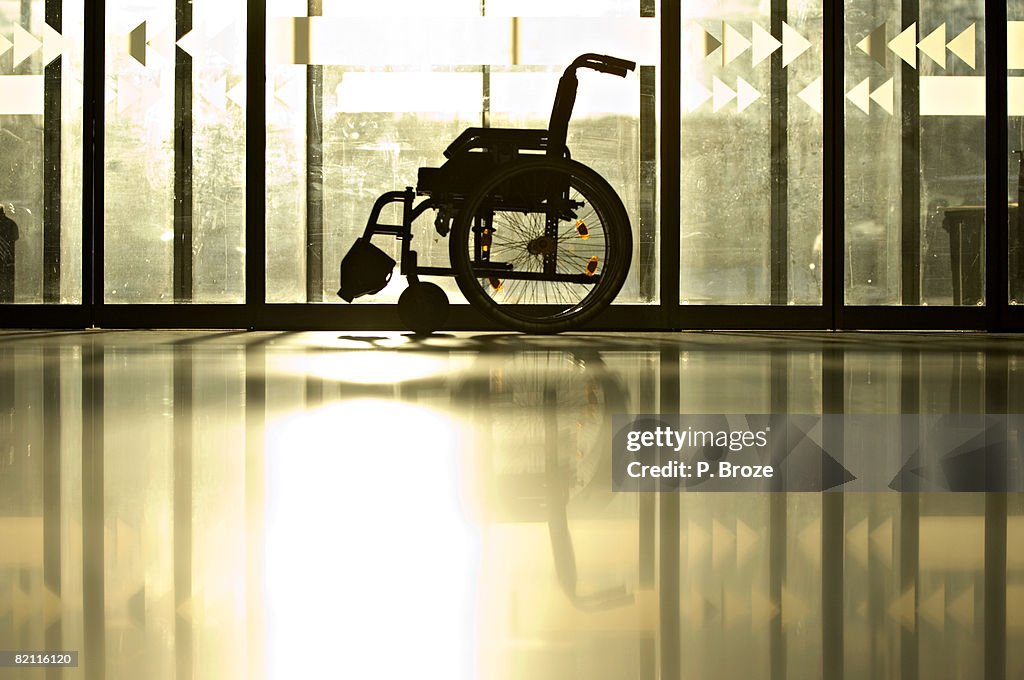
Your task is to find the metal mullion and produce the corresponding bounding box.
[481,0,490,129]
[639,0,656,303]
[900,0,921,306]
[83,0,105,322]
[640,65,657,302]
[987,0,1009,329]
[43,0,62,303]
[306,0,324,303]
[661,0,681,327]
[770,0,789,306]
[824,0,843,327]
[247,0,268,322]
[174,0,194,302]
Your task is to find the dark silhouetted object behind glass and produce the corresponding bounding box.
[336,53,637,334]
[0,207,17,303]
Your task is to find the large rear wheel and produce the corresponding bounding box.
[449,158,632,334]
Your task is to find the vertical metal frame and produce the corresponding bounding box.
[824,0,844,329]
[173,0,195,302]
[247,0,267,324]
[989,0,1014,330]
[84,0,104,325]
[659,0,681,327]
[770,0,790,306]
[306,0,325,303]
[43,0,62,304]
[901,0,922,307]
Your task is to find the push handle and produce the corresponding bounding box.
[547,53,636,155]
[570,53,637,78]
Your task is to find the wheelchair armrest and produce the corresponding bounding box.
[443,128,551,159]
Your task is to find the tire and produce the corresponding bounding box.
[449,157,632,334]
[397,281,449,335]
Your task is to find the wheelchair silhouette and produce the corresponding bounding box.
[338,54,636,334]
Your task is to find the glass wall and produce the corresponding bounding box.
[0,1,83,304]
[104,0,246,303]
[680,2,824,305]
[6,3,1024,327]
[266,0,658,305]
[845,0,986,306]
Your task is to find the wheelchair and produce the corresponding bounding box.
[337,54,636,334]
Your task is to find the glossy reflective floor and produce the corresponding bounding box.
[1,330,1023,679]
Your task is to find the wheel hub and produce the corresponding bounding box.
[527,235,556,256]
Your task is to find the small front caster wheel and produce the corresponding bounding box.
[398,281,450,335]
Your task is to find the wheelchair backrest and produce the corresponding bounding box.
[547,54,637,156]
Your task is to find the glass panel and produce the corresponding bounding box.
[266,0,658,305]
[105,0,247,303]
[0,2,84,304]
[845,1,986,305]
[680,2,824,305]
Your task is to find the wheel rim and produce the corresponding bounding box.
[461,166,617,324]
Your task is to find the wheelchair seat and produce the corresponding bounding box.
[415,154,495,200]
[442,127,551,159]
[416,128,552,200]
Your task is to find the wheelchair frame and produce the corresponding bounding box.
[339,53,637,332]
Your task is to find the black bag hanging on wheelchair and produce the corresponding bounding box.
[338,53,637,334]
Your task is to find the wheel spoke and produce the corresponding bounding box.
[454,161,627,330]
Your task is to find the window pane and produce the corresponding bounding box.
[266,2,658,306]
[680,2,824,305]
[845,1,986,305]
[104,0,246,303]
[0,1,83,304]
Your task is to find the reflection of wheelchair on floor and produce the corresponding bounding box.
[338,54,636,334]
[457,349,635,610]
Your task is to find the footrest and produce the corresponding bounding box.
[337,237,395,302]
